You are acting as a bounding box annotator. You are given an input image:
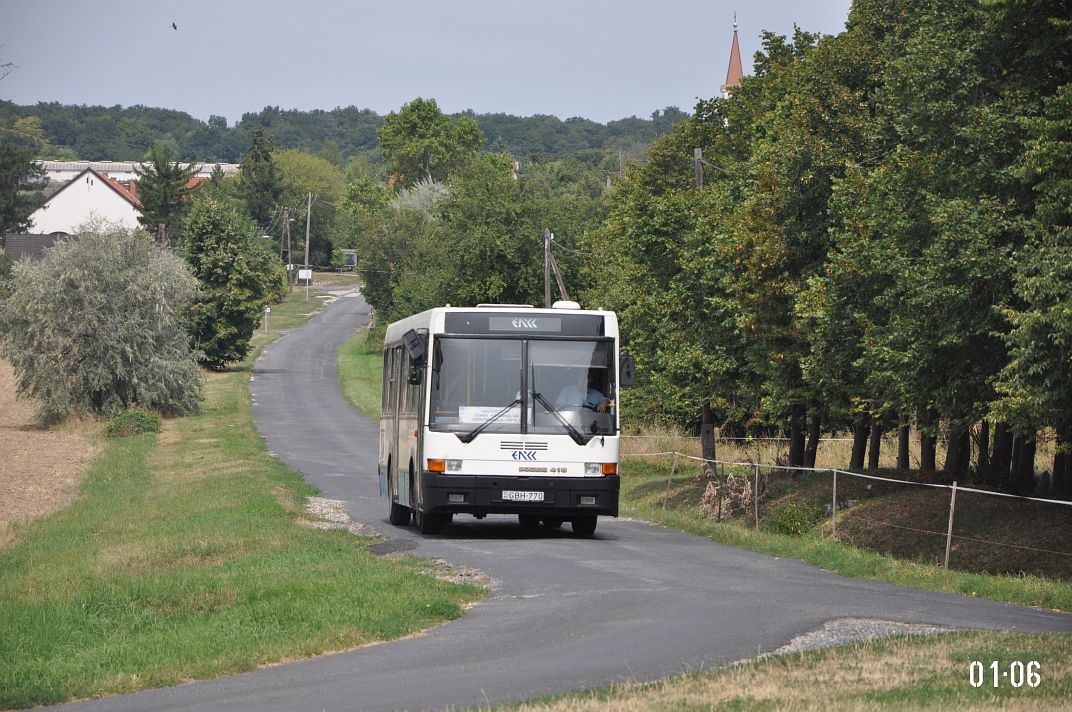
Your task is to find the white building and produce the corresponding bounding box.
[39,160,238,184]
[27,168,142,234]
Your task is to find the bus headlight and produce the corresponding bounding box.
[446,459,462,472]
[585,462,601,476]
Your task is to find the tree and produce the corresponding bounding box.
[993,83,1072,497]
[383,153,604,321]
[273,149,345,265]
[0,223,202,425]
[0,128,45,237]
[355,179,446,319]
[183,195,287,369]
[378,98,484,186]
[238,127,282,227]
[132,143,199,242]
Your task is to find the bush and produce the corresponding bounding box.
[104,407,162,438]
[763,501,824,536]
[0,223,203,425]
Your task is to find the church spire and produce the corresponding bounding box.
[720,14,743,98]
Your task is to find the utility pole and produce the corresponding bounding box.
[285,208,293,292]
[304,192,313,271]
[693,148,704,190]
[279,206,287,261]
[544,228,552,307]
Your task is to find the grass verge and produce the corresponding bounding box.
[337,329,382,420]
[491,631,1072,711]
[0,289,482,709]
[620,457,1072,611]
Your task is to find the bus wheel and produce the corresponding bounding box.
[518,514,541,534]
[542,517,563,529]
[387,464,410,525]
[571,516,597,537]
[416,509,445,535]
[388,489,410,526]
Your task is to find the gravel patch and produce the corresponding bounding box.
[761,617,954,659]
[302,497,490,590]
[303,496,378,537]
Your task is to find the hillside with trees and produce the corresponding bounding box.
[0,100,684,165]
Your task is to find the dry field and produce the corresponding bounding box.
[0,359,96,548]
[621,427,1059,475]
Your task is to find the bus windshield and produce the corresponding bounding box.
[427,337,616,437]
[528,340,615,437]
[429,338,522,433]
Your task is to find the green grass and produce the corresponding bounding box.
[489,631,1072,711]
[0,289,482,709]
[619,458,1072,611]
[337,329,383,419]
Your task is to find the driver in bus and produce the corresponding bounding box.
[556,369,612,412]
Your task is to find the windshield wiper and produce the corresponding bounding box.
[531,392,588,446]
[457,399,522,444]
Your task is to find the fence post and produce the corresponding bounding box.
[944,480,958,569]
[831,470,838,539]
[664,452,679,510]
[753,464,760,529]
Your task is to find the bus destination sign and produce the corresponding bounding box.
[488,316,561,332]
[445,312,605,337]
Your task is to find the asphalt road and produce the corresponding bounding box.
[61,290,1072,712]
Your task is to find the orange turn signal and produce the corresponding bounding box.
[427,459,446,473]
[602,463,618,475]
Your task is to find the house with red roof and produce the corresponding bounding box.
[26,167,142,235]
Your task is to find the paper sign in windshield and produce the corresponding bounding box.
[459,406,521,424]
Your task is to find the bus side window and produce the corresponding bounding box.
[406,362,420,417]
[381,350,391,416]
[400,350,408,415]
[387,347,400,415]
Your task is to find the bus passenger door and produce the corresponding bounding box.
[397,348,413,509]
[386,346,403,506]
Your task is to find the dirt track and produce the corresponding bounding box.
[0,359,95,548]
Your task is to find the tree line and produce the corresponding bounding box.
[579,0,1071,497]
[0,100,684,165]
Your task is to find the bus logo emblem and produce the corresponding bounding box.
[512,318,538,329]
[511,450,538,461]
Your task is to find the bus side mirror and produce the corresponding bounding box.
[619,354,636,387]
[403,329,425,364]
[403,329,426,385]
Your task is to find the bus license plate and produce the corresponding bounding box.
[502,490,544,502]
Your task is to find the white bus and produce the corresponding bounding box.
[378,302,634,536]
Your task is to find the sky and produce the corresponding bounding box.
[1,0,852,125]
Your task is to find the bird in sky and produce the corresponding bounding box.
[171,22,178,30]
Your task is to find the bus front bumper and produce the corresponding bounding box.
[420,473,620,517]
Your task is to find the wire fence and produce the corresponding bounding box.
[619,440,1072,578]
[620,431,1062,476]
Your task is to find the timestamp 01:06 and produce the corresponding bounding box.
[969,661,1041,688]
